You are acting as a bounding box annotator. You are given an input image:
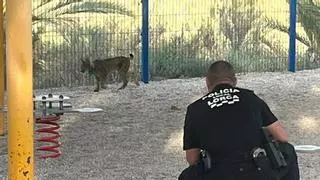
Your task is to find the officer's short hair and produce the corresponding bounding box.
[206,60,236,83]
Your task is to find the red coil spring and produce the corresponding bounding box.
[35,115,61,159]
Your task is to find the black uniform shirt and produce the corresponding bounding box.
[183,84,278,160]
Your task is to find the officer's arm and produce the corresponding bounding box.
[186,148,201,165]
[259,97,289,143]
[264,121,288,143]
[183,105,201,165]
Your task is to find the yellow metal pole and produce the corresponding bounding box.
[0,0,5,136]
[6,0,34,178]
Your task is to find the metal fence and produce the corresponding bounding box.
[28,0,320,89]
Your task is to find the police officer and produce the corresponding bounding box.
[181,60,299,180]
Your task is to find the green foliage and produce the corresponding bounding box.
[150,34,209,78]
[24,0,135,88]
[227,49,287,73]
[35,24,141,88]
[5,0,318,88]
[217,0,264,50]
[268,0,320,69]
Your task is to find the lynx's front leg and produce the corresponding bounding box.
[94,76,101,92]
[100,74,107,89]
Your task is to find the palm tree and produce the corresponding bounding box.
[31,0,134,35]
[267,0,320,67]
[215,0,266,51]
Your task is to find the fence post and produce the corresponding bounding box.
[141,0,149,83]
[0,0,5,136]
[6,0,34,178]
[289,0,297,72]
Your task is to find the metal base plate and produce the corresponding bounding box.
[73,108,104,113]
[1,103,73,112]
[294,145,320,153]
[2,107,103,114]
[34,107,104,115]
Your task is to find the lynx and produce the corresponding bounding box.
[80,54,134,92]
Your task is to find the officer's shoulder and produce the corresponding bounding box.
[236,87,255,94]
[188,97,203,109]
[187,93,210,110]
[236,87,266,104]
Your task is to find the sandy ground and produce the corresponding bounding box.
[0,69,320,180]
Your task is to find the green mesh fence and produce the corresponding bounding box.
[28,0,320,89]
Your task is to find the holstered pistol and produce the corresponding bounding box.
[200,150,212,173]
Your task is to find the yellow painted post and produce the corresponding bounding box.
[6,0,34,178]
[0,0,5,136]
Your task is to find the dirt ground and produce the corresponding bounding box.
[0,69,320,180]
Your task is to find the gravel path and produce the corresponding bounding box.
[0,69,320,180]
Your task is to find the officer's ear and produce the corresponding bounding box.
[205,76,212,92]
[233,76,237,86]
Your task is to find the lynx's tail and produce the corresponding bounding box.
[129,53,134,59]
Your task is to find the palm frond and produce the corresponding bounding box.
[33,0,82,18]
[55,1,135,17]
[33,0,134,18]
[32,16,77,27]
[265,18,311,47]
[297,1,320,50]
[33,0,51,9]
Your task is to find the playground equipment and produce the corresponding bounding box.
[35,115,62,159]
[294,145,320,153]
[33,93,103,159]
[0,0,4,136]
[1,93,103,159]
[3,0,35,178]
[0,0,105,178]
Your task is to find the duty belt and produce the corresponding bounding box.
[201,147,270,172]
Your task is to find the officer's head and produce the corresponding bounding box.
[205,60,237,91]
